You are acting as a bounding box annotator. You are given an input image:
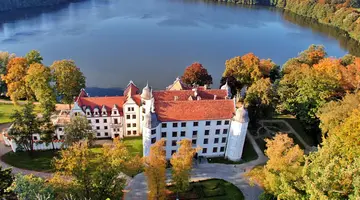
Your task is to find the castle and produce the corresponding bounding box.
[61,78,249,161]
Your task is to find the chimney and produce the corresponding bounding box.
[214,95,217,100]
[174,96,179,101]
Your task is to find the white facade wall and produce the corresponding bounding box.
[3,136,63,152]
[123,98,141,137]
[225,120,248,161]
[148,119,231,159]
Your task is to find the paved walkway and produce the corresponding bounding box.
[125,133,267,200]
[0,134,53,179]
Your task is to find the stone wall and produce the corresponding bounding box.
[0,0,79,12]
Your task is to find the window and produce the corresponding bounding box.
[105,132,108,136]
[126,115,130,119]
[193,122,198,127]
[127,131,131,135]
[113,128,117,132]
[215,129,220,135]
[162,123,167,128]
[222,137,226,143]
[58,128,63,131]
[102,111,107,115]
[94,112,99,115]
[132,130,137,135]
[206,121,211,126]
[88,120,91,123]
[192,131,197,137]
[172,140,177,146]
[114,119,118,124]
[133,114,136,119]
[205,130,210,135]
[104,126,108,130]
[202,148,207,153]
[204,138,208,144]
[224,120,230,125]
[213,147,218,153]
[96,126,100,130]
[171,150,176,155]
[173,123,178,128]
[180,131,186,137]
[192,139,196,145]
[142,108,145,113]
[220,147,225,152]
[127,124,131,128]
[113,111,117,115]
[133,123,136,127]
[172,132,177,137]
[128,107,134,112]
[151,138,156,144]
[95,119,99,123]
[161,132,166,138]
[217,121,222,125]
[151,129,156,135]
[86,112,90,115]
[214,138,219,143]
[103,119,107,123]
[97,133,100,136]
[223,129,228,134]
[33,136,38,140]
[181,122,186,127]
[117,128,120,131]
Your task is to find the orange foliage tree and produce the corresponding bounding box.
[144,139,167,200]
[181,62,213,86]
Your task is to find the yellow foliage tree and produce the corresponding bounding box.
[170,139,200,195]
[144,139,167,200]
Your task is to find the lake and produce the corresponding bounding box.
[0,0,359,94]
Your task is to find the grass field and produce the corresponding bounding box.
[207,137,258,164]
[1,150,58,172]
[0,102,42,124]
[167,179,244,200]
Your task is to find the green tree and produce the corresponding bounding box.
[170,139,199,196]
[245,78,276,123]
[25,50,43,65]
[9,102,40,153]
[51,60,86,108]
[181,62,213,86]
[0,166,13,199]
[11,174,54,200]
[144,139,167,200]
[63,115,94,147]
[26,63,56,114]
[0,51,15,95]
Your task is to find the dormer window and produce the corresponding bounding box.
[86,112,90,116]
[102,111,107,115]
[113,111,117,115]
[94,112,99,115]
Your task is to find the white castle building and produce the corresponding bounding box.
[64,78,249,161]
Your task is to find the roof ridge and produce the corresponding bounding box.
[155,99,233,103]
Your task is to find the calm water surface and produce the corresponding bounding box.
[0,0,358,92]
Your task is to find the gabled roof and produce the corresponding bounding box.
[124,80,139,96]
[77,96,127,116]
[154,99,235,122]
[153,89,227,102]
[166,77,191,91]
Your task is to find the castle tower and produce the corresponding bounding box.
[225,106,249,162]
[142,112,159,157]
[221,80,232,99]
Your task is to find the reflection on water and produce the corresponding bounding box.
[0,0,356,91]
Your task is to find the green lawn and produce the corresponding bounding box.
[207,137,258,164]
[123,136,143,156]
[167,179,244,200]
[0,102,42,124]
[1,150,58,172]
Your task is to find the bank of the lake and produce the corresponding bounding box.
[0,0,80,12]
[205,0,360,43]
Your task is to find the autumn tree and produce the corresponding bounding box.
[181,62,213,86]
[246,134,305,199]
[0,51,15,95]
[11,174,54,200]
[222,53,278,94]
[51,60,86,108]
[144,139,167,200]
[63,115,94,147]
[245,78,276,123]
[1,57,32,103]
[25,50,43,65]
[9,102,40,153]
[0,166,13,199]
[26,63,56,114]
[170,139,200,196]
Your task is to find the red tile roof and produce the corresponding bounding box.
[155,100,235,121]
[77,96,127,115]
[123,82,139,96]
[153,89,227,102]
